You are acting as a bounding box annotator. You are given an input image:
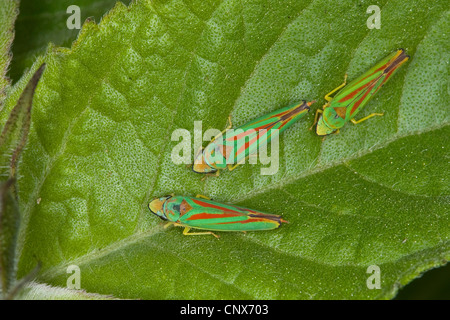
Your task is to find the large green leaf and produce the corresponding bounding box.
[1,0,448,299]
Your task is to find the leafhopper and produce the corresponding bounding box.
[192,100,314,175]
[149,195,288,238]
[312,49,409,135]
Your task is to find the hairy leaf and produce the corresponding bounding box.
[0,0,19,103]
[13,281,116,300]
[0,64,45,298]
[0,179,20,295]
[0,64,45,179]
[1,0,448,299]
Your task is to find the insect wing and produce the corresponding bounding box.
[217,101,311,165]
[178,197,286,231]
[331,49,409,119]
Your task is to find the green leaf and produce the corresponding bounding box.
[0,64,45,298]
[0,64,46,180]
[2,0,448,299]
[0,0,19,102]
[8,0,131,83]
[13,281,117,300]
[0,179,20,295]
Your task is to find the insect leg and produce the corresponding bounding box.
[225,115,233,130]
[309,108,323,130]
[163,222,174,229]
[211,116,233,142]
[188,147,204,168]
[350,113,384,124]
[183,227,220,239]
[227,157,247,171]
[165,222,184,229]
[195,194,211,199]
[324,73,348,102]
[200,170,220,181]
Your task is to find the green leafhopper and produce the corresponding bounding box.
[149,195,288,238]
[312,49,409,136]
[192,100,314,175]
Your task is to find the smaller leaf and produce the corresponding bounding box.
[0,63,45,181]
[0,63,45,298]
[3,261,39,300]
[0,178,20,295]
[0,0,19,103]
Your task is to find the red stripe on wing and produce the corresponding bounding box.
[349,62,402,116]
[349,80,378,115]
[339,51,407,105]
[226,129,258,141]
[185,211,244,221]
[235,135,258,157]
[191,198,243,214]
[352,64,389,86]
[338,80,374,103]
[215,217,276,225]
[337,57,399,104]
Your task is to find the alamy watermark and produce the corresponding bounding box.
[366,265,381,289]
[366,5,381,29]
[66,264,81,289]
[66,5,81,30]
[171,121,280,175]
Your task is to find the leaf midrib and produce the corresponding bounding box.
[230,123,449,204]
[37,214,450,299]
